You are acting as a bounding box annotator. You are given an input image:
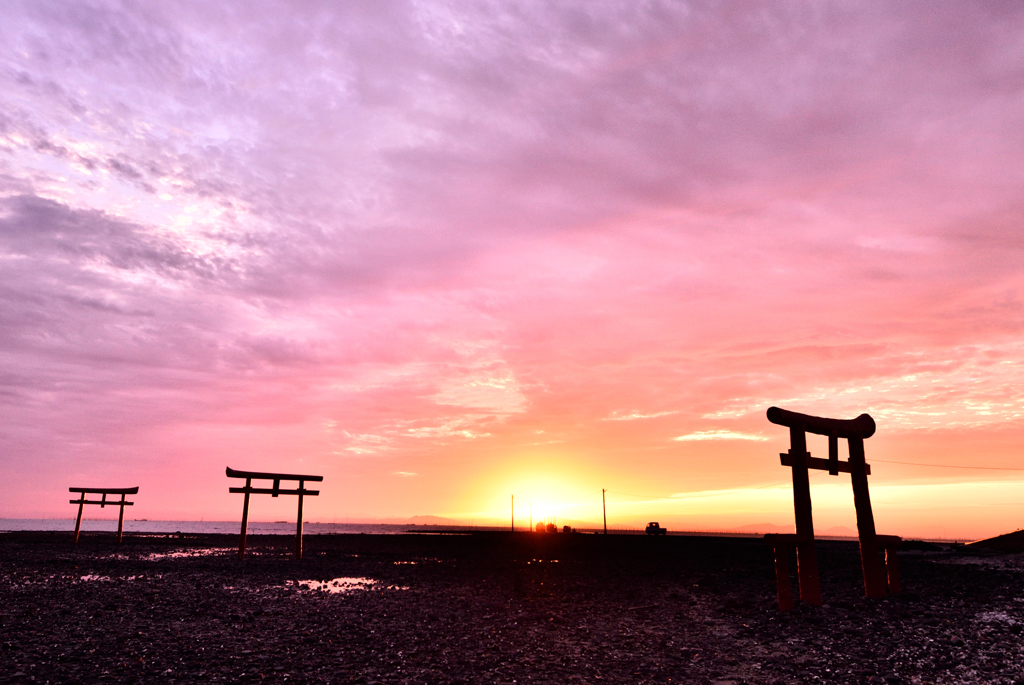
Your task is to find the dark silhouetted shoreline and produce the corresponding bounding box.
[1,531,1021,683]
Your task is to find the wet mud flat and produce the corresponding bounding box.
[2,532,1024,684]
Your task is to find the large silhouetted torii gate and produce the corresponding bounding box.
[764,406,901,610]
[227,467,322,560]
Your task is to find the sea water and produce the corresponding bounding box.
[0,519,489,535]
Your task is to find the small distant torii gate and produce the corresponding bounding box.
[764,407,901,610]
[69,486,139,544]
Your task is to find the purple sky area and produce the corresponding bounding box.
[3,2,1024,537]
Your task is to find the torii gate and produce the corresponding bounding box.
[765,406,900,609]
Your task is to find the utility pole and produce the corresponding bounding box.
[511,494,514,532]
[602,488,607,535]
[530,502,532,532]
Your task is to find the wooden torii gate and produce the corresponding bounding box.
[765,407,901,610]
[227,467,322,560]
[69,486,139,544]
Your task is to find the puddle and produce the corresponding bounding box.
[10,574,156,589]
[225,577,406,595]
[292,578,376,594]
[393,558,442,565]
[291,577,409,593]
[220,577,407,593]
[142,547,235,560]
[8,574,58,589]
[92,548,235,561]
[79,574,147,582]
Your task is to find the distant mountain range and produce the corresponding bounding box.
[407,515,462,525]
[727,523,859,537]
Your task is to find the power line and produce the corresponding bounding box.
[607,480,791,502]
[872,459,1024,471]
[547,458,1024,514]
[607,490,664,500]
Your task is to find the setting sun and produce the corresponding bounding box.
[455,453,607,527]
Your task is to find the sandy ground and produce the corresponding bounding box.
[2,531,1024,684]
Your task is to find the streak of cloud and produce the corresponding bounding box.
[673,431,770,443]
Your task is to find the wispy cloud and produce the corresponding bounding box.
[673,431,770,443]
[603,410,678,422]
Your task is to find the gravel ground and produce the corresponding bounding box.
[2,531,1024,684]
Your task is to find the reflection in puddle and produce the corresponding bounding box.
[292,578,374,594]
[11,574,157,588]
[142,547,235,560]
[92,548,235,561]
[10,574,56,587]
[394,557,442,565]
[285,578,409,594]
[79,575,147,582]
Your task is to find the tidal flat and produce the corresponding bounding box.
[2,531,1023,684]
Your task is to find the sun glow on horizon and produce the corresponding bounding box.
[449,472,1024,541]
[452,460,607,525]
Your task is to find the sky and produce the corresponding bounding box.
[2,1,1024,540]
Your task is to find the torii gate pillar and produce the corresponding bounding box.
[848,435,886,598]
[785,424,821,606]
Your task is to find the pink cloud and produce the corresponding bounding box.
[1,2,1023,538]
